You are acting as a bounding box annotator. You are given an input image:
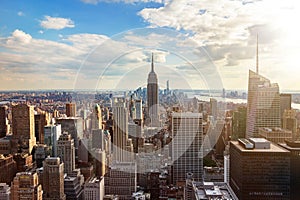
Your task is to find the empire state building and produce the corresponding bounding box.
[147,53,159,127]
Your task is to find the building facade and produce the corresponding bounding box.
[0,183,10,200]
[11,172,42,200]
[171,112,203,185]
[12,104,36,153]
[279,140,300,200]
[105,162,137,200]
[246,70,281,138]
[147,53,159,127]
[44,124,62,156]
[66,102,76,117]
[43,157,66,200]
[84,177,104,200]
[0,106,7,138]
[0,154,16,185]
[230,139,290,200]
[112,97,130,162]
[57,132,75,174]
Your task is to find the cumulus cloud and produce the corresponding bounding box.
[40,16,75,30]
[137,0,300,89]
[6,29,32,45]
[0,29,111,90]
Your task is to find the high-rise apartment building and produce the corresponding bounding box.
[171,112,203,185]
[56,117,83,152]
[134,99,143,121]
[279,140,300,200]
[12,104,36,153]
[280,93,292,118]
[246,70,281,138]
[230,138,290,200]
[44,124,62,156]
[0,106,7,138]
[64,169,84,200]
[232,106,247,140]
[34,144,50,168]
[83,177,104,200]
[0,154,17,185]
[66,102,76,117]
[57,132,75,174]
[282,109,298,139]
[11,172,43,200]
[112,97,129,162]
[147,53,159,127]
[105,162,137,200]
[43,157,66,200]
[91,104,102,130]
[34,111,50,143]
[210,98,218,119]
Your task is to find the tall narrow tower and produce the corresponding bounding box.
[171,112,203,184]
[43,157,66,200]
[147,53,159,127]
[12,104,36,153]
[57,132,75,174]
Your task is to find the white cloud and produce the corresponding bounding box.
[6,29,32,45]
[17,11,24,16]
[138,0,300,90]
[40,16,75,30]
[80,0,164,5]
[0,29,111,90]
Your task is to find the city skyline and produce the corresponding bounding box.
[1,0,300,91]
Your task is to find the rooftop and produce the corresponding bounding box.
[231,140,289,153]
[193,182,238,200]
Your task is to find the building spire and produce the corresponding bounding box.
[256,34,259,74]
[151,52,154,72]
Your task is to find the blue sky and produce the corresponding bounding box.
[1,0,300,91]
[0,0,161,39]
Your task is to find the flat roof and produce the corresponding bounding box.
[249,138,269,143]
[231,141,289,153]
[171,112,203,118]
[278,143,300,151]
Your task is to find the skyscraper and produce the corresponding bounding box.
[282,109,298,139]
[280,93,292,118]
[84,177,104,200]
[34,111,50,143]
[230,138,290,200]
[105,162,137,200]
[66,102,76,117]
[112,97,129,162]
[12,104,36,153]
[57,132,75,174]
[135,99,143,120]
[11,172,43,200]
[0,106,7,138]
[147,53,159,127]
[91,104,102,130]
[43,157,66,200]
[232,106,247,139]
[210,98,218,119]
[171,112,203,184]
[44,124,62,156]
[279,140,300,200]
[0,154,17,185]
[246,70,281,138]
